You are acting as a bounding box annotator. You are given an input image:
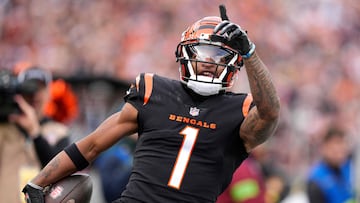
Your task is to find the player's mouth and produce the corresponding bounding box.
[199,71,216,78]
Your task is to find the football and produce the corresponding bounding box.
[45,173,93,203]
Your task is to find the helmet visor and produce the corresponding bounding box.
[188,45,235,64]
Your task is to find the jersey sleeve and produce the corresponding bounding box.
[124,73,154,110]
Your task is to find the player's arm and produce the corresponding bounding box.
[240,53,280,152]
[214,5,280,152]
[23,103,138,202]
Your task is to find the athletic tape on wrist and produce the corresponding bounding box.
[242,43,256,59]
[27,182,44,190]
[64,143,89,171]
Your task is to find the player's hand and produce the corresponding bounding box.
[22,183,45,203]
[213,5,255,58]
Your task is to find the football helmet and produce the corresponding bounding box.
[175,16,243,96]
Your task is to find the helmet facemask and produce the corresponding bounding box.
[175,16,243,96]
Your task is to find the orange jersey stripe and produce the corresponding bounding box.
[143,73,154,105]
[242,94,253,117]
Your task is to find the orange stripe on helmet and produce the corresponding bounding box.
[143,73,154,105]
[242,94,253,117]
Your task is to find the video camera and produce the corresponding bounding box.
[0,69,38,122]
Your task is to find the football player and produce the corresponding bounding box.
[22,5,280,203]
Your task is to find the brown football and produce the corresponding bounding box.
[45,173,92,203]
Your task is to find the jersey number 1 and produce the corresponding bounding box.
[167,126,199,189]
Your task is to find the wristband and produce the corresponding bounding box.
[241,43,256,59]
[64,143,89,171]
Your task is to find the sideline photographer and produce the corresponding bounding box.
[0,67,71,203]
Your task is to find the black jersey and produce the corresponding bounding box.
[120,73,253,203]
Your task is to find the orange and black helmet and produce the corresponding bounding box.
[175,16,243,95]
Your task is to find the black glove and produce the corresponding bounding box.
[22,183,45,203]
[213,5,255,58]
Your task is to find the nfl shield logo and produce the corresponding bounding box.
[189,107,200,116]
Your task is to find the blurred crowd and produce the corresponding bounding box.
[1,0,360,202]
